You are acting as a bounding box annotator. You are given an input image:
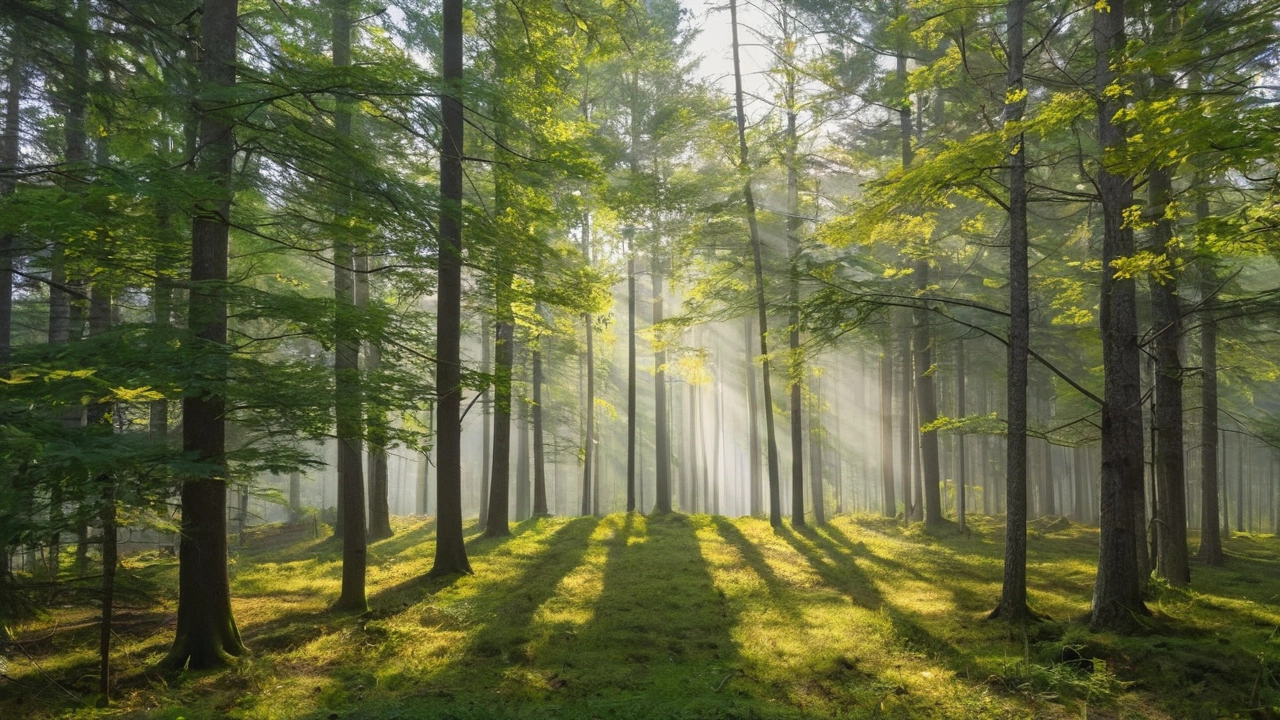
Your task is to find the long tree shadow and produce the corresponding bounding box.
[534,513,748,717]
[710,517,805,623]
[378,516,603,697]
[776,524,968,670]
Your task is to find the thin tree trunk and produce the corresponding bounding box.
[582,214,595,516]
[532,342,548,516]
[956,340,967,531]
[162,0,248,668]
[809,375,826,525]
[914,262,943,528]
[992,0,1032,622]
[745,316,763,516]
[899,316,914,522]
[731,0,782,527]
[653,251,671,512]
[516,347,531,521]
[361,254,393,541]
[479,318,491,529]
[428,0,472,577]
[880,348,897,516]
[1197,263,1224,563]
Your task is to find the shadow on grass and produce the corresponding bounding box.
[710,517,805,623]
[545,513,746,717]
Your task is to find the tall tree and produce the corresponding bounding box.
[731,0,782,528]
[162,0,248,669]
[428,0,473,577]
[991,0,1032,622]
[1091,0,1148,630]
[331,0,368,612]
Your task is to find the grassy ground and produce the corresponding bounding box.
[3,512,1279,719]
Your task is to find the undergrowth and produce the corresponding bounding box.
[2,513,1278,719]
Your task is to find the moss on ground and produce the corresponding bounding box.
[3,513,1278,719]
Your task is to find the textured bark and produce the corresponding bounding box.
[784,37,805,527]
[745,316,763,516]
[1197,266,1224,564]
[1148,165,1189,585]
[532,345,548,516]
[956,340,967,531]
[898,316,914,521]
[913,261,943,528]
[992,0,1031,622]
[516,350,531,521]
[808,376,825,526]
[880,350,897,516]
[653,252,671,513]
[331,0,368,611]
[1091,0,1148,630]
[485,318,514,536]
[428,0,472,577]
[359,251,392,542]
[162,0,248,668]
[581,212,595,516]
[479,318,491,529]
[731,0,782,528]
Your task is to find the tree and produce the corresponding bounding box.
[730,0,783,528]
[991,0,1032,623]
[427,0,473,578]
[1090,0,1148,630]
[331,0,368,612]
[162,0,248,669]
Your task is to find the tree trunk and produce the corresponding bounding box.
[162,0,248,668]
[956,340,967,531]
[653,252,671,513]
[731,0,782,528]
[992,0,1032,622]
[516,349,531,521]
[582,213,596,516]
[1197,263,1224,563]
[898,316,914,522]
[331,0,368,611]
[532,343,548,516]
[485,318,514,536]
[479,317,491,529]
[428,0,473,577]
[809,376,826,525]
[745,316,763,516]
[1091,0,1148,630]
[880,349,897,516]
[1148,162,1189,584]
[361,253,393,541]
[914,262,943,528]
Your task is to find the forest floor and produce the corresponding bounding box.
[3,512,1279,719]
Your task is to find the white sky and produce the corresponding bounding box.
[679,0,776,116]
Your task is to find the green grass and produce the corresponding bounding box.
[4,513,1280,718]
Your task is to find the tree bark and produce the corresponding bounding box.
[162,0,248,668]
[992,0,1032,622]
[581,212,596,516]
[428,0,473,577]
[1148,164,1189,584]
[479,317,491,529]
[914,262,943,528]
[532,343,548,516]
[653,251,671,513]
[745,316,763,516]
[731,0,782,528]
[1197,269,1224,564]
[1091,0,1148,630]
[880,349,897,516]
[956,340,967,531]
[331,0,368,611]
[485,318,514,536]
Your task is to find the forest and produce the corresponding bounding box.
[1,0,1279,717]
